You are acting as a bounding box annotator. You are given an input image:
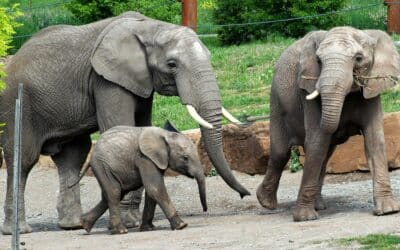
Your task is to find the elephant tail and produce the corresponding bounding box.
[68,163,91,189]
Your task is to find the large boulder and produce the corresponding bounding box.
[3,113,400,176]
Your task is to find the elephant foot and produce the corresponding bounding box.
[315,195,327,211]
[293,206,319,222]
[120,207,140,228]
[139,223,155,232]
[169,215,187,230]
[58,215,83,230]
[80,214,96,233]
[373,196,400,216]
[110,223,128,234]
[2,220,33,235]
[256,184,277,210]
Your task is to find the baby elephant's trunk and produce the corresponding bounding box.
[68,163,91,188]
[195,172,207,212]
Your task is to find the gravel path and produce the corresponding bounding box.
[1,167,400,249]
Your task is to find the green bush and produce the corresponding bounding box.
[0,2,21,90]
[214,0,349,45]
[66,0,181,24]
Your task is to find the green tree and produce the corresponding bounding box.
[214,0,349,45]
[0,2,21,90]
[67,0,181,24]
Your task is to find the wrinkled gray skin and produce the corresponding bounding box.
[1,11,249,234]
[77,126,207,234]
[257,27,400,221]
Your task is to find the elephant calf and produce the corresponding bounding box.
[72,126,207,234]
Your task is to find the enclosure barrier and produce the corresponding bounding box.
[12,83,23,250]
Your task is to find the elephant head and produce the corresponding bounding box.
[139,128,207,212]
[90,12,250,197]
[298,27,400,133]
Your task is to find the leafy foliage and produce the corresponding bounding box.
[214,0,349,45]
[289,146,303,173]
[0,2,21,90]
[66,0,181,24]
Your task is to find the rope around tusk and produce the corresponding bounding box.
[221,107,243,125]
[186,105,214,129]
[306,90,319,100]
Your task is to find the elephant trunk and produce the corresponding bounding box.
[318,57,350,133]
[177,63,250,198]
[195,171,207,212]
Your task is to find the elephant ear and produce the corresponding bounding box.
[139,128,169,170]
[298,30,327,94]
[362,30,400,99]
[91,17,153,98]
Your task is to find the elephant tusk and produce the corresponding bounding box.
[306,90,319,100]
[186,105,214,129]
[221,107,244,125]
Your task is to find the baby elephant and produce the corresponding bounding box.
[71,126,207,234]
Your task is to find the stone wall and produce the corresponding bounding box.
[3,112,400,175]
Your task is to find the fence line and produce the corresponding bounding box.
[195,3,382,29]
[12,2,385,40]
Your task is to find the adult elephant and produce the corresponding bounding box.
[1,11,250,234]
[257,27,400,221]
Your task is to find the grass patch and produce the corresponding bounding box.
[335,234,400,249]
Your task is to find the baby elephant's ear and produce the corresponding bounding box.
[139,128,169,170]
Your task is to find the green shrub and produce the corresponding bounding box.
[0,2,21,90]
[214,0,349,45]
[66,0,181,24]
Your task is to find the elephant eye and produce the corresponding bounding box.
[355,53,363,63]
[167,60,177,68]
[182,155,189,162]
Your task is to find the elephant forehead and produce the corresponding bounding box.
[317,37,362,57]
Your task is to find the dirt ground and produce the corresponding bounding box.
[1,167,400,250]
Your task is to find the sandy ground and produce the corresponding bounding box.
[1,167,400,250]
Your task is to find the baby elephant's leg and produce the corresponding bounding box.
[139,192,156,232]
[81,194,108,233]
[139,162,187,230]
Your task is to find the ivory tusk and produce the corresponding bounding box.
[306,90,319,100]
[221,107,243,125]
[186,105,214,129]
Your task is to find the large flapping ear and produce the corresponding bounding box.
[91,17,153,98]
[298,30,327,94]
[362,30,400,99]
[139,128,169,170]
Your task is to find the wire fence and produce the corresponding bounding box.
[9,0,389,45]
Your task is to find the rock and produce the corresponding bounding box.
[3,112,400,175]
[182,122,269,176]
[324,112,400,173]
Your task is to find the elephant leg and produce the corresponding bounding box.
[94,82,153,228]
[257,115,291,210]
[139,192,156,232]
[362,99,400,215]
[2,156,36,235]
[138,160,187,231]
[315,146,335,211]
[51,134,91,230]
[293,131,330,222]
[81,194,108,233]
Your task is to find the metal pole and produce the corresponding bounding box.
[182,0,197,31]
[12,83,23,250]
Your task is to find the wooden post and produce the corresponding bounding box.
[386,1,400,34]
[182,0,197,31]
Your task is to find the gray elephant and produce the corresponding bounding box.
[1,11,249,234]
[257,26,400,221]
[70,126,207,234]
